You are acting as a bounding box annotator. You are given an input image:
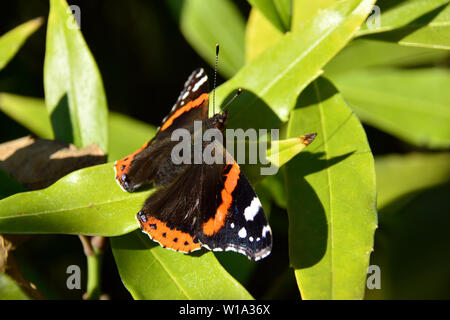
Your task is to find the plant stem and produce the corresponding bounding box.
[79,235,105,300]
[85,246,102,300]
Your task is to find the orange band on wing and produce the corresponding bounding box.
[139,216,201,253]
[160,93,208,131]
[202,162,240,236]
[114,140,151,180]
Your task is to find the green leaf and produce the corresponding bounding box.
[363,1,450,50]
[331,68,450,149]
[0,272,30,300]
[285,77,377,299]
[111,230,253,300]
[324,39,450,76]
[366,183,450,299]
[0,93,53,139]
[44,0,108,152]
[175,0,245,78]
[357,0,449,36]
[217,0,377,126]
[0,163,150,236]
[375,153,450,210]
[291,0,337,29]
[248,0,287,32]
[0,17,43,71]
[273,0,292,31]
[245,8,282,62]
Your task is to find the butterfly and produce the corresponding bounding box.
[114,67,273,261]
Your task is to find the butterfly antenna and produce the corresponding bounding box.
[213,43,219,115]
[222,88,243,112]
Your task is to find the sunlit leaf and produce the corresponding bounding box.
[291,0,337,29]
[172,0,245,78]
[375,153,450,210]
[245,8,282,62]
[357,0,450,49]
[285,77,377,299]
[0,17,43,71]
[357,0,449,36]
[44,0,108,152]
[324,39,449,75]
[218,0,377,126]
[111,231,253,300]
[332,68,450,149]
[0,163,149,236]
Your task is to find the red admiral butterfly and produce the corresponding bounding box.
[114,65,274,261]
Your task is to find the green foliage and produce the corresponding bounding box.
[44,0,108,152]
[168,0,246,78]
[0,0,449,300]
[0,17,43,71]
[331,68,450,149]
[111,231,253,300]
[0,272,30,300]
[285,78,377,299]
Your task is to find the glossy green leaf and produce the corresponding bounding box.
[217,0,377,126]
[0,93,53,139]
[325,39,449,76]
[0,272,30,300]
[175,0,245,78]
[44,0,108,152]
[357,0,449,36]
[248,0,287,32]
[366,183,450,299]
[332,68,450,149]
[0,163,150,236]
[285,77,377,299]
[375,153,450,210]
[111,231,253,300]
[0,17,43,71]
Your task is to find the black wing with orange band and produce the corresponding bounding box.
[136,159,272,261]
[114,68,210,192]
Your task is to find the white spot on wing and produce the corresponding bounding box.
[195,68,204,78]
[193,76,207,92]
[262,225,271,237]
[244,197,262,221]
[238,227,247,238]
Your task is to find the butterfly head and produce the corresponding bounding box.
[207,111,228,132]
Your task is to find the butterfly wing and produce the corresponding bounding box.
[196,161,272,261]
[114,68,209,191]
[136,163,209,253]
[136,157,272,260]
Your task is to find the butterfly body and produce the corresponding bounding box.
[115,68,273,261]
